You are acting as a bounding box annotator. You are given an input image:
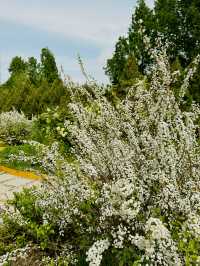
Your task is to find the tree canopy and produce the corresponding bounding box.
[40,47,59,83]
[105,0,200,104]
[0,48,66,116]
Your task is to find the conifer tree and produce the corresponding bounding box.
[128,0,154,73]
[105,37,128,85]
[8,56,27,76]
[105,0,153,86]
[27,57,39,85]
[105,0,200,104]
[40,48,59,83]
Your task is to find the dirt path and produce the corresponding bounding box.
[0,167,41,204]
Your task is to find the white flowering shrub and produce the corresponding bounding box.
[7,140,65,174]
[0,110,33,144]
[1,44,200,265]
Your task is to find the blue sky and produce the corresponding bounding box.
[0,0,154,83]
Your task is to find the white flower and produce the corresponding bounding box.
[86,239,110,266]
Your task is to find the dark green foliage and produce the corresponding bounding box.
[0,79,67,117]
[105,37,129,85]
[0,224,16,256]
[40,48,59,83]
[105,0,200,104]
[27,57,40,85]
[0,48,65,116]
[8,56,27,76]
[154,0,180,62]
[105,0,154,86]
[154,0,200,66]
[128,0,154,73]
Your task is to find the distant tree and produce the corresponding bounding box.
[154,0,200,65]
[105,0,153,85]
[8,56,27,76]
[117,55,142,90]
[128,0,154,73]
[40,48,59,83]
[105,37,128,85]
[27,57,39,85]
[0,49,66,116]
[105,0,154,85]
[178,0,200,64]
[154,0,181,61]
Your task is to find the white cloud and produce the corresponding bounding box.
[0,0,154,84]
[0,1,133,47]
[0,0,135,83]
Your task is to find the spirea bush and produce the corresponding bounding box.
[7,140,65,174]
[1,44,200,265]
[0,110,33,144]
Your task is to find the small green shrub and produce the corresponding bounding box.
[31,107,71,154]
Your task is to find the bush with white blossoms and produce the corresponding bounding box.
[0,110,33,144]
[8,140,65,174]
[1,43,200,265]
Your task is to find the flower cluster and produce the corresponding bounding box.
[86,239,110,266]
[130,218,182,265]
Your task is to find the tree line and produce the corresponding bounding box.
[1,0,200,116]
[0,48,69,117]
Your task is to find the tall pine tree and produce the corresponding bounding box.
[40,48,59,83]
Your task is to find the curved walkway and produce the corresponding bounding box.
[0,166,41,204]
